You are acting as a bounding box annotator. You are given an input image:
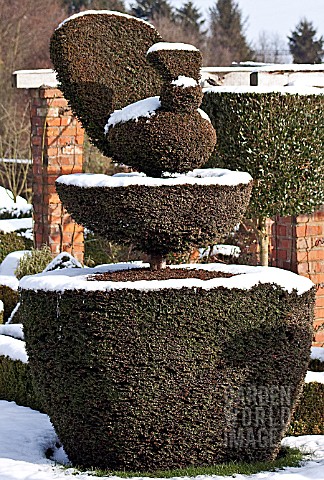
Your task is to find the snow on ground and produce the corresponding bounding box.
[0,217,33,234]
[0,251,30,277]
[199,244,241,258]
[311,347,324,362]
[0,335,27,363]
[305,371,324,384]
[0,186,27,208]
[0,324,24,340]
[0,400,323,480]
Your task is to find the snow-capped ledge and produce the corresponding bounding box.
[19,262,314,296]
[57,10,156,30]
[147,42,199,54]
[171,76,198,88]
[305,371,324,384]
[204,85,324,96]
[0,335,27,363]
[104,96,211,132]
[56,169,253,188]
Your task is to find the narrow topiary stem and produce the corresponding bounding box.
[150,254,167,270]
[258,217,269,267]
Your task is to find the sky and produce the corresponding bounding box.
[131,0,324,45]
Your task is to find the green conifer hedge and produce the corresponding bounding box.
[201,91,324,219]
[21,281,314,470]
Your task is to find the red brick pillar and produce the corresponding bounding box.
[30,86,84,262]
[270,209,324,346]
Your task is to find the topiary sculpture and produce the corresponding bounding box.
[20,11,315,473]
[107,43,216,176]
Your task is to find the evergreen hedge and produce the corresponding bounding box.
[288,382,324,435]
[309,358,324,372]
[50,13,162,157]
[0,285,18,322]
[0,231,32,263]
[0,356,42,411]
[201,91,324,218]
[56,181,252,256]
[21,281,314,471]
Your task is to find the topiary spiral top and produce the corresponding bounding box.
[50,11,163,157]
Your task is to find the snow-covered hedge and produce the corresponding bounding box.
[21,274,315,471]
[56,172,252,258]
[201,90,324,219]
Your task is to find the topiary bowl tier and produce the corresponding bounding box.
[20,262,315,471]
[55,169,253,257]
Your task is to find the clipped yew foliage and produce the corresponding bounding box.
[108,111,216,176]
[56,181,252,256]
[0,285,18,322]
[21,283,314,470]
[50,13,162,157]
[309,358,324,372]
[146,48,202,82]
[201,92,324,218]
[0,356,42,412]
[0,231,31,263]
[288,382,324,435]
[160,84,203,113]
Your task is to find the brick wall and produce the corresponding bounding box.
[270,210,324,346]
[30,87,84,262]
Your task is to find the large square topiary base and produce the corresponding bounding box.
[20,263,315,471]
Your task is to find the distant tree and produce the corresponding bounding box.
[206,0,253,66]
[254,31,291,64]
[175,1,205,34]
[130,0,174,21]
[62,0,87,13]
[0,0,65,199]
[62,0,125,14]
[288,19,323,64]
